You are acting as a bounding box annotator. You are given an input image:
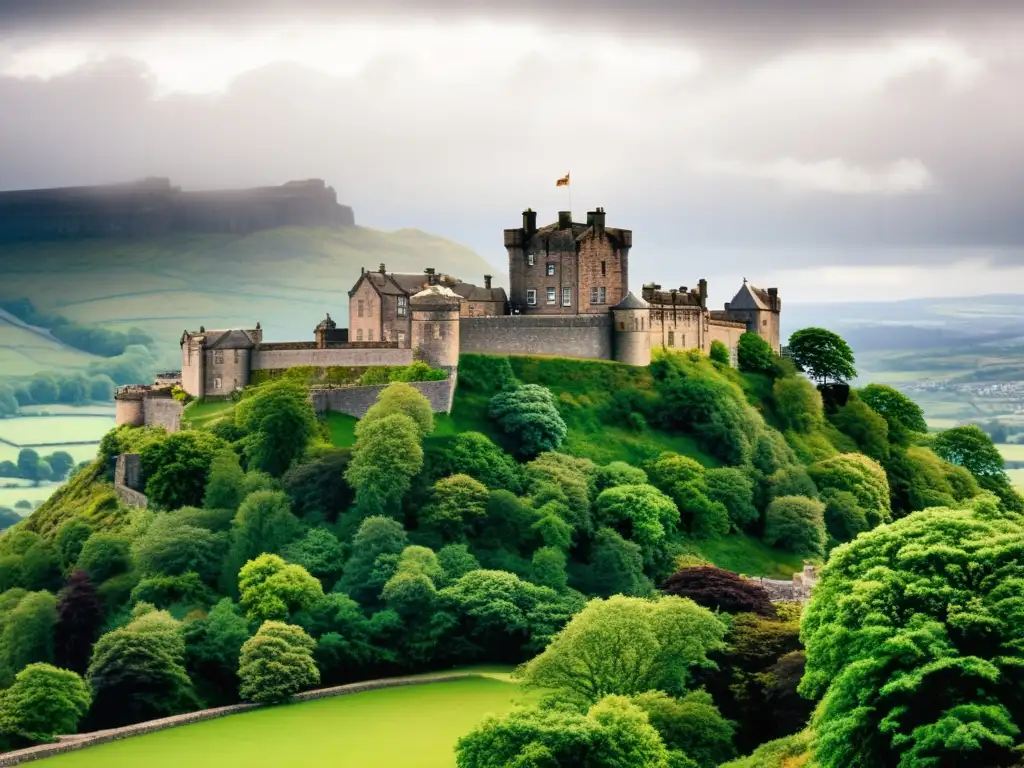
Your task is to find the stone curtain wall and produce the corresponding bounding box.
[460,315,614,360]
[142,398,183,434]
[0,674,471,766]
[310,377,456,417]
[252,346,413,370]
[113,454,148,509]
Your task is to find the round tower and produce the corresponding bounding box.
[410,285,461,371]
[114,387,146,427]
[611,291,652,366]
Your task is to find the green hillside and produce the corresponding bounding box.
[0,226,499,374]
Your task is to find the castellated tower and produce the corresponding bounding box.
[611,291,652,366]
[410,285,461,370]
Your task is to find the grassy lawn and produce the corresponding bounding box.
[997,444,1024,462]
[325,412,359,447]
[182,399,236,430]
[0,415,113,445]
[690,534,806,579]
[36,676,528,768]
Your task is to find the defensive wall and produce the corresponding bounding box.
[310,375,457,417]
[252,342,412,370]
[459,315,614,360]
[113,453,148,508]
[113,387,183,433]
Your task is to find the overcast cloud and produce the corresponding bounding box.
[0,1,1022,301]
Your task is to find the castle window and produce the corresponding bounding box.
[590,286,606,304]
[601,261,606,276]
[763,319,768,326]
[562,288,571,306]
[547,288,556,304]
[590,287,599,303]
[234,349,239,364]
[356,329,363,341]
[526,289,537,306]
[358,300,365,318]
[213,350,223,364]
[397,296,408,318]
[213,376,222,390]
[527,254,536,266]
[668,331,675,346]
[433,324,441,340]
[368,329,374,342]
[546,263,555,276]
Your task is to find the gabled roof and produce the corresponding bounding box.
[410,285,461,310]
[728,281,772,311]
[204,329,257,350]
[610,291,650,310]
[451,282,508,303]
[531,220,630,249]
[351,270,430,298]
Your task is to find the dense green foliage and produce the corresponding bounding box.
[788,327,857,384]
[238,621,319,703]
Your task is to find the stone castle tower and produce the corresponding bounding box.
[409,285,461,370]
[611,292,652,366]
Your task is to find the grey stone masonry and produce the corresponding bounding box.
[460,314,613,360]
[309,376,456,417]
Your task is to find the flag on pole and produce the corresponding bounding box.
[556,172,570,187]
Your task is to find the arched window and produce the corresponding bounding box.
[356,329,363,341]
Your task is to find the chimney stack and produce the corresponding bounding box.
[484,275,492,289]
[588,207,606,234]
[698,279,708,309]
[767,287,779,311]
[379,263,386,274]
[425,267,438,286]
[558,211,572,229]
[523,208,537,237]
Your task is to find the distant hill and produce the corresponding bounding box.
[0,226,500,374]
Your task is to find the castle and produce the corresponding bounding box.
[0,178,354,240]
[115,207,781,427]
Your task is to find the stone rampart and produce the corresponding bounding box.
[310,376,455,416]
[142,397,183,433]
[253,346,412,370]
[0,674,472,766]
[113,453,148,508]
[459,315,613,360]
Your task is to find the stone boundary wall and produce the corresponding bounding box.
[460,314,613,360]
[253,346,413,370]
[0,674,470,766]
[142,397,183,434]
[310,376,456,417]
[113,454,148,508]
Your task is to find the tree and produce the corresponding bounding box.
[932,424,1006,478]
[75,533,132,584]
[89,374,116,402]
[661,566,776,618]
[421,474,490,540]
[133,514,224,584]
[224,490,302,585]
[583,528,652,598]
[237,621,319,704]
[456,695,671,768]
[531,546,568,592]
[437,544,481,585]
[709,340,730,366]
[858,383,927,436]
[183,598,251,706]
[631,690,736,768]
[440,432,522,492]
[54,570,104,674]
[0,591,57,687]
[203,449,246,511]
[488,384,568,459]
[827,395,889,460]
[336,516,408,607]
[772,376,823,433]
[281,448,354,521]
[807,453,891,541]
[595,461,648,494]
[787,327,856,384]
[358,382,434,437]
[235,379,317,477]
[704,468,758,532]
[85,609,198,729]
[0,663,91,744]
[345,412,424,516]
[281,527,345,585]
[594,484,679,555]
[762,496,826,556]
[800,497,1024,768]
[238,554,323,623]
[736,332,774,375]
[516,594,728,705]
[140,430,228,510]
[16,449,41,485]
[44,451,75,482]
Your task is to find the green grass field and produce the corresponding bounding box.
[997,444,1024,462]
[690,535,806,579]
[181,400,236,430]
[1007,468,1024,491]
[36,676,527,768]
[0,481,57,510]
[1,226,496,377]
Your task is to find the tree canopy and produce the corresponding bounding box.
[787,328,856,384]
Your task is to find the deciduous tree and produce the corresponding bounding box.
[234,379,317,477]
[237,621,319,704]
[488,384,568,459]
[787,328,856,384]
[237,554,323,623]
[0,663,91,744]
[54,570,104,674]
[345,412,424,516]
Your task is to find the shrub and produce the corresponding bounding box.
[772,376,823,433]
[237,621,319,703]
[763,496,826,557]
[662,566,777,617]
[488,384,568,459]
[737,332,775,375]
[0,663,91,744]
[709,340,730,366]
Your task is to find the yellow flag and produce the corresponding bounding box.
[556,173,570,187]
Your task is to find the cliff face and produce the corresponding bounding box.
[0,178,355,240]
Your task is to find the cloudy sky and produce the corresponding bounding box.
[1,0,1022,302]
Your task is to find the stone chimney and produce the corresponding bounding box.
[379,263,386,274]
[484,275,492,289]
[588,207,606,234]
[767,287,779,311]
[523,208,537,237]
[557,211,572,229]
[698,278,708,309]
[425,267,438,286]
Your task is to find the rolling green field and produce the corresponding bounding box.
[36,676,527,768]
[1,226,497,376]
[997,444,1024,462]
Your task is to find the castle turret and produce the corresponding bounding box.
[611,292,651,366]
[410,285,461,371]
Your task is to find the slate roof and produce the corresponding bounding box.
[202,329,257,350]
[451,282,508,303]
[729,282,772,311]
[409,285,462,309]
[610,291,650,310]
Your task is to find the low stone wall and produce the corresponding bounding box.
[142,397,183,434]
[460,315,614,360]
[0,674,472,766]
[310,377,456,417]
